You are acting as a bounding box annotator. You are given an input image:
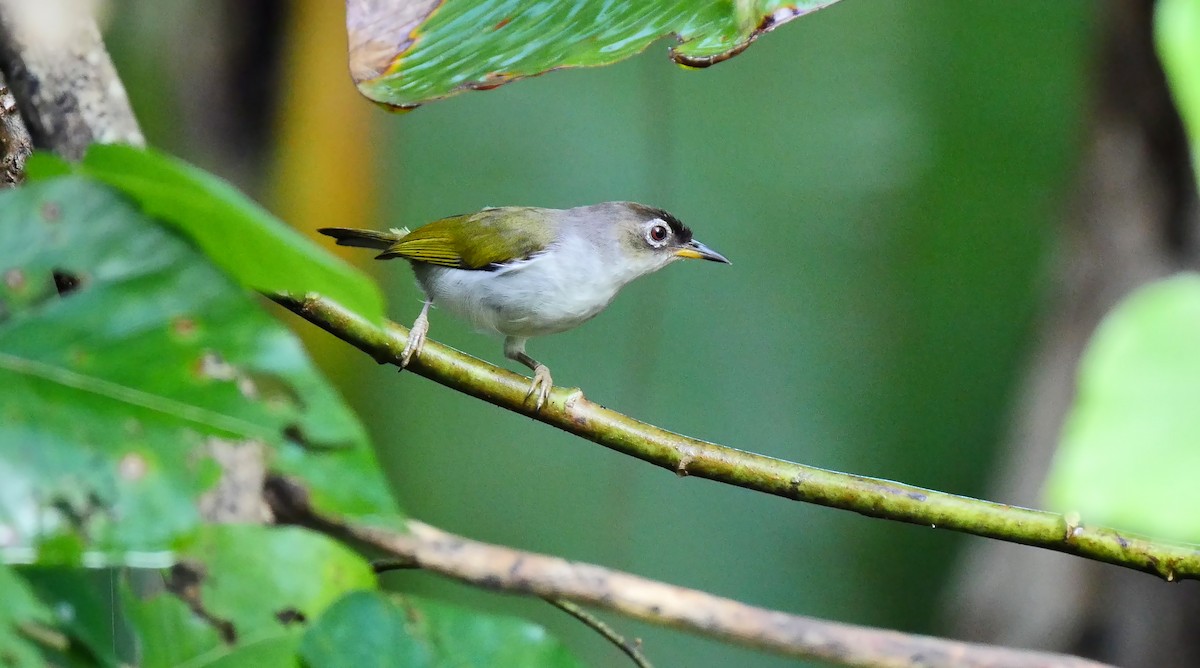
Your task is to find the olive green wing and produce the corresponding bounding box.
[377,207,557,270]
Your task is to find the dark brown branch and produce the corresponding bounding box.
[0,0,143,159]
[265,474,1109,668]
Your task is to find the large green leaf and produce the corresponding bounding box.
[25,145,385,324]
[298,591,583,668]
[0,176,399,563]
[1045,274,1200,542]
[348,0,842,109]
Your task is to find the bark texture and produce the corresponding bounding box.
[0,76,30,184]
[0,0,143,159]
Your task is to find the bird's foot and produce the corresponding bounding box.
[400,312,429,369]
[525,364,553,411]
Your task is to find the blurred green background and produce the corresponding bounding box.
[104,1,1097,665]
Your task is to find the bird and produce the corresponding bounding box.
[319,201,730,410]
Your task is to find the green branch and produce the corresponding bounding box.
[271,292,1200,582]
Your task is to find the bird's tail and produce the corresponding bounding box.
[318,226,410,250]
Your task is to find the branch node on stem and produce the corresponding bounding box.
[675,455,693,477]
[1062,511,1083,544]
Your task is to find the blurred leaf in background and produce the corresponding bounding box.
[1046,275,1200,544]
[1041,0,1200,555]
[1158,0,1200,170]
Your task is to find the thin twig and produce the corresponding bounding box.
[373,559,419,572]
[546,598,653,668]
[270,292,1200,582]
[264,474,1110,668]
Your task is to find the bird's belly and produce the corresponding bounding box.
[414,261,618,338]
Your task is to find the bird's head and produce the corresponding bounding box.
[586,202,730,277]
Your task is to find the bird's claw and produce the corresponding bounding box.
[525,364,553,411]
[400,316,428,369]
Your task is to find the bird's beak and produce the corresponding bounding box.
[675,239,731,264]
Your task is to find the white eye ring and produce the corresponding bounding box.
[647,220,669,245]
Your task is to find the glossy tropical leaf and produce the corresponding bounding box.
[298,591,583,668]
[348,0,842,109]
[1045,274,1200,541]
[0,176,399,563]
[25,145,385,324]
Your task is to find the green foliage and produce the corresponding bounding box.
[1,166,578,665]
[0,176,398,561]
[174,526,376,640]
[0,565,62,668]
[1158,0,1200,172]
[1046,275,1200,542]
[118,525,371,667]
[18,569,131,665]
[25,146,385,324]
[351,0,841,108]
[3,528,578,667]
[299,591,583,668]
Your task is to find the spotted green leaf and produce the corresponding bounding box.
[0,177,399,564]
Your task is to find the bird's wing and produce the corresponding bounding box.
[377,207,557,270]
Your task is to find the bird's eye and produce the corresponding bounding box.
[648,225,669,243]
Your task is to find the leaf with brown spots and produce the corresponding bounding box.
[0,177,400,563]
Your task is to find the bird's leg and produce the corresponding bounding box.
[400,299,431,368]
[504,336,552,411]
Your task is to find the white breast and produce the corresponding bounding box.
[412,235,650,338]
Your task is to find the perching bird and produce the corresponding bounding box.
[320,202,729,409]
